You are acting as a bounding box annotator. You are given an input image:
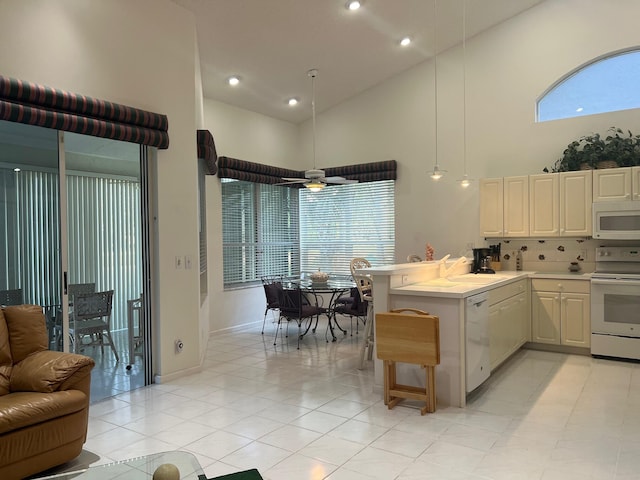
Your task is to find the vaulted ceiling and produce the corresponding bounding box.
[171,0,545,123]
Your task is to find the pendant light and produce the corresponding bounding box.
[429,0,446,181]
[458,0,472,188]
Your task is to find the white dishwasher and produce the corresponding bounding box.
[465,291,490,393]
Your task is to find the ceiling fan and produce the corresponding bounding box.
[279,69,357,192]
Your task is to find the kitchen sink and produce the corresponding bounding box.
[446,274,508,284]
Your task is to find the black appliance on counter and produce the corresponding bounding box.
[472,248,495,274]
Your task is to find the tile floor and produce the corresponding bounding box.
[79,320,640,480]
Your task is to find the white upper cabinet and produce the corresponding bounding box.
[480,178,504,237]
[530,171,591,237]
[529,174,559,236]
[560,170,592,236]
[503,176,529,237]
[593,167,632,201]
[483,171,592,238]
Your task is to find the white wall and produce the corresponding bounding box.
[203,98,299,332]
[294,0,640,264]
[0,0,202,378]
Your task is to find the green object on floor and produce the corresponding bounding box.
[207,469,263,480]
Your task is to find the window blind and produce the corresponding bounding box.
[299,180,395,275]
[222,180,299,287]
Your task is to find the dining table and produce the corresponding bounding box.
[288,277,356,342]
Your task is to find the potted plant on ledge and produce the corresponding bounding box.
[545,127,640,172]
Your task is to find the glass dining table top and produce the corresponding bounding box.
[287,277,355,292]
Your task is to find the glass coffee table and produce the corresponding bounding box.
[40,451,205,479]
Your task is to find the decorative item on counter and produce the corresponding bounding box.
[310,269,329,285]
[425,243,434,261]
[516,250,523,271]
[569,261,581,272]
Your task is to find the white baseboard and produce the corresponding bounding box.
[209,320,263,336]
[154,364,202,384]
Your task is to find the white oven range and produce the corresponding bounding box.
[591,246,640,360]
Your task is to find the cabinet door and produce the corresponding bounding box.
[504,176,529,237]
[561,293,591,347]
[531,291,560,344]
[593,167,632,202]
[530,174,558,236]
[489,303,501,370]
[560,170,592,236]
[514,291,529,345]
[480,178,504,237]
[632,166,640,201]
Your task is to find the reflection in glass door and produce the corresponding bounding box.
[0,121,150,402]
[0,121,61,346]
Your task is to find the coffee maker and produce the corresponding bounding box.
[472,248,495,274]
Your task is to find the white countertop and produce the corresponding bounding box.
[390,272,529,298]
[390,270,592,299]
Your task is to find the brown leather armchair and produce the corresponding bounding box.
[0,304,95,479]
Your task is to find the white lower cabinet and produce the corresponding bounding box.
[531,279,590,348]
[489,279,529,371]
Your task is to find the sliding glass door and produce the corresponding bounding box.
[0,120,151,401]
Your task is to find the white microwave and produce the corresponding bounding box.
[593,201,640,240]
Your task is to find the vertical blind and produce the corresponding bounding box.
[299,180,395,275]
[222,180,299,287]
[0,167,142,331]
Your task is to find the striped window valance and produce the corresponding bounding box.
[0,75,169,149]
[217,156,303,185]
[217,157,397,185]
[197,129,217,174]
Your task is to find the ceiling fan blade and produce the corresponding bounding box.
[281,177,308,183]
[323,176,358,184]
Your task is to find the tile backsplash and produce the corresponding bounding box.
[496,238,600,273]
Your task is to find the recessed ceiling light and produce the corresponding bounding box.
[400,36,412,47]
[576,107,584,112]
[346,1,361,11]
[13,168,20,172]
[287,98,299,106]
[227,76,240,86]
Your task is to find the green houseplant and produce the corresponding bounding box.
[545,127,640,172]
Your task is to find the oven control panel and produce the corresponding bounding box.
[596,247,640,261]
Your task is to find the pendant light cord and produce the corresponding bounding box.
[462,0,467,177]
[309,69,318,170]
[434,0,438,168]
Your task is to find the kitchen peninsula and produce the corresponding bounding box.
[361,259,529,408]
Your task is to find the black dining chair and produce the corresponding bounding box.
[277,286,326,349]
[334,286,368,336]
[261,276,283,335]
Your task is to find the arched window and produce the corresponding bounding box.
[537,49,640,122]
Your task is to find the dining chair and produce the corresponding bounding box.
[334,286,368,335]
[261,276,283,335]
[277,286,327,349]
[353,273,374,369]
[0,288,23,306]
[69,290,119,362]
[350,257,371,278]
[68,282,96,304]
